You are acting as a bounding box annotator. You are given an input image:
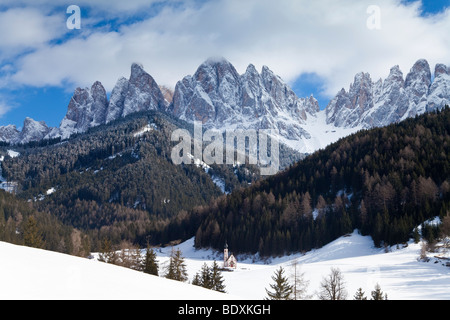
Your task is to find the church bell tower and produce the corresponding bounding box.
[224,242,229,266]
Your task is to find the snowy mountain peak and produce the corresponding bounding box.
[56,63,167,138]
[435,63,448,77]
[122,62,168,118]
[326,59,449,129]
[57,81,108,139]
[20,117,51,144]
[169,58,318,149]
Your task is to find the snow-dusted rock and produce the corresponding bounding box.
[121,63,168,118]
[106,77,129,124]
[19,117,52,144]
[428,63,450,112]
[326,59,449,129]
[0,125,20,143]
[170,57,318,143]
[57,81,108,139]
[0,118,52,145]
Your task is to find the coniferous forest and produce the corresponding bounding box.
[0,111,261,253]
[0,107,449,258]
[190,107,450,256]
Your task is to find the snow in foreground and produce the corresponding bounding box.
[0,241,237,300]
[156,230,450,300]
[1,230,449,300]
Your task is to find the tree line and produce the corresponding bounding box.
[1,111,261,252]
[265,265,388,300]
[175,106,450,256]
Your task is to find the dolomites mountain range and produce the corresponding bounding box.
[1,58,449,153]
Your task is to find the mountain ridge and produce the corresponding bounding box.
[1,58,449,156]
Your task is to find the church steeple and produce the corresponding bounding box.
[224,242,229,264]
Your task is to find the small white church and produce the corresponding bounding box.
[223,242,237,269]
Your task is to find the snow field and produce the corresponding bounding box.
[1,229,449,300]
[157,230,450,300]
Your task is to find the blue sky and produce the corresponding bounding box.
[0,0,449,129]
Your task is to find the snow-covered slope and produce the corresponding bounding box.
[0,241,237,300]
[156,230,450,300]
[1,227,449,300]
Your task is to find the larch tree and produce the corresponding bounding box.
[289,259,310,300]
[318,267,347,300]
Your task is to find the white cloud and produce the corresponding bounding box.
[0,7,66,63]
[2,0,450,100]
[0,99,13,119]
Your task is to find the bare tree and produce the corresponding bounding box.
[318,267,348,300]
[441,212,450,251]
[289,259,310,300]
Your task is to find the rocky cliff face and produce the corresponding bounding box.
[0,118,51,144]
[56,81,108,139]
[326,59,449,129]
[56,63,168,139]
[170,58,319,142]
[1,58,448,153]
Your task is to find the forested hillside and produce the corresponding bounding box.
[1,111,261,251]
[190,107,450,256]
[0,190,86,255]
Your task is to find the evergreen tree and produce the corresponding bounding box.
[354,288,367,300]
[23,216,44,249]
[98,238,118,265]
[199,263,213,289]
[143,244,159,276]
[165,248,188,282]
[371,283,388,300]
[413,227,421,244]
[191,273,201,286]
[130,245,143,271]
[211,260,226,293]
[192,261,226,293]
[265,266,292,300]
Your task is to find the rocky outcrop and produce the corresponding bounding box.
[326,59,449,129]
[170,57,319,141]
[57,81,108,139]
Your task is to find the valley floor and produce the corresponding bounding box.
[156,230,450,300]
[1,230,449,300]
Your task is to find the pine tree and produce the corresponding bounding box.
[23,216,44,249]
[143,244,159,276]
[130,245,143,271]
[192,273,201,286]
[265,266,292,300]
[165,248,188,282]
[413,227,421,244]
[354,288,367,300]
[371,283,388,300]
[98,238,118,265]
[192,261,226,293]
[211,260,226,293]
[199,263,213,289]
